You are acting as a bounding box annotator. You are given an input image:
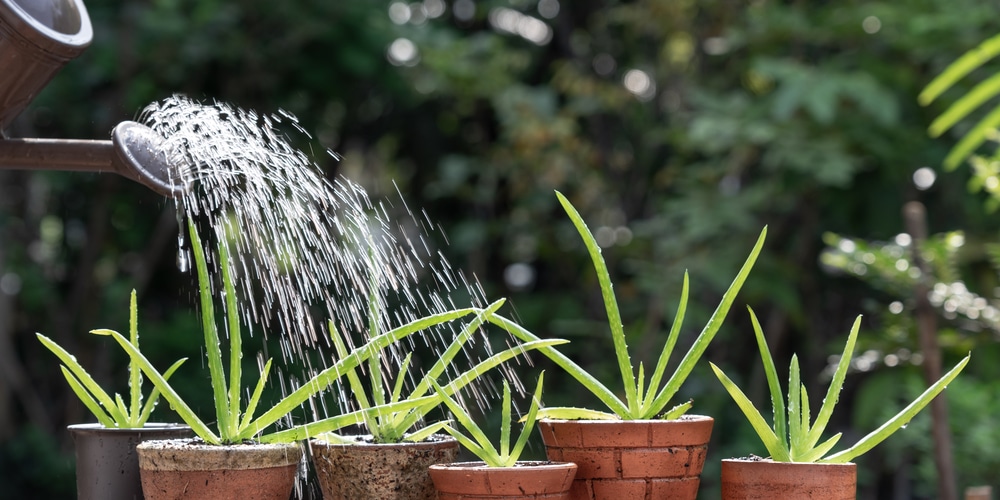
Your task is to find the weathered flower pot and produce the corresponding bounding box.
[429,461,577,500]
[720,459,856,499]
[136,439,302,500]
[68,422,192,500]
[309,434,459,499]
[538,416,713,500]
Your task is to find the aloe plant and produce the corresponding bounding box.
[433,372,545,467]
[37,290,186,428]
[710,307,970,463]
[98,219,503,444]
[318,318,565,444]
[487,190,766,420]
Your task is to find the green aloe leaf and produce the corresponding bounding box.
[555,191,637,413]
[805,316,860,450]
[747,307,787,451]
[710,362,789,461]
[822,353,970,464]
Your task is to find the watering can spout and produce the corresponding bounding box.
[0,122,186,198]
[0,0,185,197]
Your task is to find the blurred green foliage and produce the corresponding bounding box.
[3,0,1000,498]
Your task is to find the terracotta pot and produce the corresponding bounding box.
[309,434,459,499]
[136,439,302,500]
[429,461,577,500]
[720,459,856,499]
[538,416,713,500]
[68,423,192,500]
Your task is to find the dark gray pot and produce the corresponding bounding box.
[68,423,192,500]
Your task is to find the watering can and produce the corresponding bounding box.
[0,0,181,197]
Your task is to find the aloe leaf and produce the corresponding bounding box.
[260,395,439,442]
[486,313,629,416]
[128,290,141,423]
[218,238,243,439]
[328,321,378,434]
[188,219,231,437]
[250,307,487,436]
[402,300,502,401]
[238,358,272,435]
[92,328,219,444]
[806,316,860,450]
[114,394,130,423]
[821,354,970,464]
[556,191,638,413]
[797,433,842,463]
[646,226,767,418]
[748,307,787,451]
[433,379,502,466]
[509,372,544,463]
[443,424,497,466]
[535,407,620,420]
[788,355,804,458]
[643,272,689,413]
[403,420,451,443]
[710,362,789,461]
[661,400,692,420]
[500,379,512,458]
[138,357,188,426]
[59,366,115,427]
[391,353,413,404]
[37,332,126,424]
[394,338,567,436]
[919,32,1000,105]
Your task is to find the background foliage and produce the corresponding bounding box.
[2,0,1000,498]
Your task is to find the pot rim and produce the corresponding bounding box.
[309,433,458,448]
[722,458,857,467]
[136,438,302,471]
[67,422,191,433]
[539,414,713,424]
[429,460,577,471]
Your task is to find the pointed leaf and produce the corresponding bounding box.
[748,307,787,451]
[644,273,688,412]
[711,363,789,461]
[806,316,860,450]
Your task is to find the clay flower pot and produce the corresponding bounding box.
[538,416,713,500]
[720,459,856,499]
[309,434,460,499]
[429,460,577,500]
[136,439,302,500]
[68,423,192,500]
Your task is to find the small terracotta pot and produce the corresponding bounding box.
[136,439,302,500]
[429,461,577,500]
[538,416,713,500]
[309,434,459,499]
[720,459,856,499]
[68,423,192,500]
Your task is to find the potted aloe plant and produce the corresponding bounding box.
[37,290,191,500]
[710,308,970,499]
[100,219,504,499]
[428,372,578,500]
[309,292,565,500]
[486,191,766,499]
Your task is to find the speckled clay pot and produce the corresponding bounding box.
[69,423,192,500]
[309,434,459,500]
[136,439,301,500]
[429,461,577,500]
[538,416,713,500]
[720,459,856,499]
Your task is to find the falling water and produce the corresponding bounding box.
[137,95,526,433]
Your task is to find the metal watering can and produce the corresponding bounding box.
[0,0,181,197]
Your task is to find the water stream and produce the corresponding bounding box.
[138,95,521,431]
